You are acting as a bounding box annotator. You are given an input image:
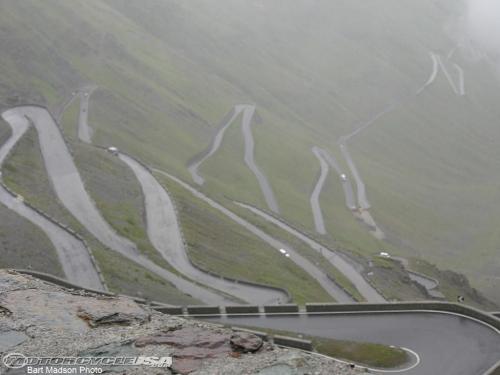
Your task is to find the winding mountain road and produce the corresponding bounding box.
[0,109,103,291]
[233,201,385,303]
[187,105,280,213]
[205,311,500,375]
[188,106,243,185]
[7,105,236,305]
[310,146,357,235]
[339,142,371,210]
[310,147,329,234]
[320,148,357,210]
[188,107,240,185]
[153,168,354,303]
[240,105,280,213]
[77,91,287,304]
[77,89,94,143]
[119,153,287,305]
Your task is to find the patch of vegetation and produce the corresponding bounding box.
[0,204,63,276]
[60,97,80,139]
[156,173,335,305]
[227,201,365,301]
[0,118,12,145]
[367,257,428,301]
[235,325,409,369]
[2,126,199,303]
[313,337,408,369]
[0,0,499,305]
[409,258,498,310]
[72,141,167,267]
[93,244,200,305]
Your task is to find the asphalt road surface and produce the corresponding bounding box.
[320,148,357,210]
[77,89,94,143]
[8,106,234,305]
[187,105,280,213]
[0,109,103,290]
[204,312,500,375]
[187,107,240,185]
[240,105,280,214]
[233,201,385,303]
[153,169,354,303]
[310,146,329,234]
[119,153,287,305]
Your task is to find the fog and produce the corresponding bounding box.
[466,0,500,57]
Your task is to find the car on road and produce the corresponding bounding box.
[107,146,119,156]
[340,173,347,181]
[379,251,391,258]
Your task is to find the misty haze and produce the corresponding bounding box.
[0,1,499,374]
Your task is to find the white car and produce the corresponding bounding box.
[340,173,347,181]
[107,146,119,155]
[379,251,391,258]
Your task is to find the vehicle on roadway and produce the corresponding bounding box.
[107,146,119,156]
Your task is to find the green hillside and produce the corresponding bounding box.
[0,0,499,303]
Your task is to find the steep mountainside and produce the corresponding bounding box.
[0,0,499,301]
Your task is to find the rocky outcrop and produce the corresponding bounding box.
[0,270,361,374]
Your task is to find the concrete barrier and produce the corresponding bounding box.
[155,306,184,315]
[14,270,113,297]
[305,302,500,330]
[225,305,260,315]
[231,326,268,340]
[264,304,299,314]
[273,335,313,351]
[484,360,500,375]
[186,305,221,315]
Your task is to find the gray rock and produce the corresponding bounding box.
[230,332,263,353]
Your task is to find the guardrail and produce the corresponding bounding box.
[231,200,390,300]
[484,360,500,375]
[304,302,500,330]
[96,146,293,304]
[13,269,169,308]
[1,105,108,290]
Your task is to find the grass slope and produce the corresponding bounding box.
[0,0,499,302]
[156,173,334,305]
[1,125,200,304]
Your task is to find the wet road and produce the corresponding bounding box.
[0,109,103,290]
[187,107,240,185]
[119,153,287,305]
[240,105,280,214]
[320,148,357,210]
[233,201,385,302]
[10,105,233,304]
[75,93,254,304]
[187,105,280,213]
[204,312,500,375]
[153,169,353,303]
[310,147,329,234]
[77,89,94,143]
